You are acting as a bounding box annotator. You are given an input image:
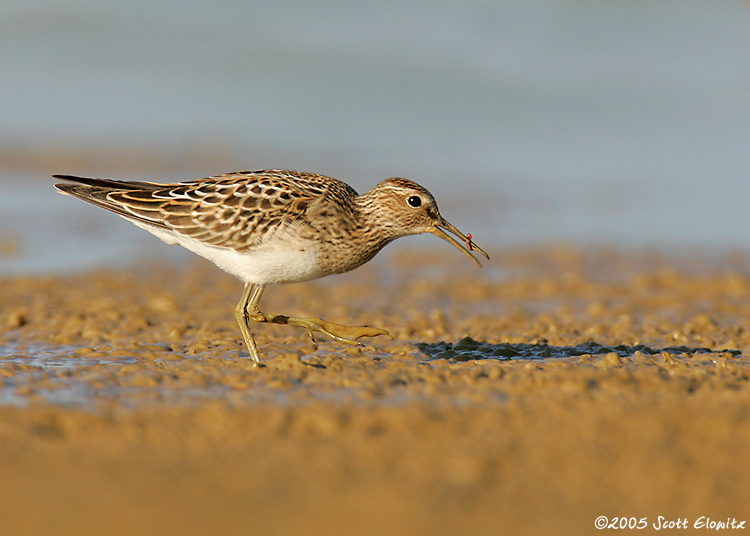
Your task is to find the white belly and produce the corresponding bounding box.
[134,222,325,284]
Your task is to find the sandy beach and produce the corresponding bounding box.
[1,247,749,535]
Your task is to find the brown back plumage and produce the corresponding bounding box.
[54,170,360,251]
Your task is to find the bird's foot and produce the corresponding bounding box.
[253,313,390,346]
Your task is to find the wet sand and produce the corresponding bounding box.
[2,247,750,535]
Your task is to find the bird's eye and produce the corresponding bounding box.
[407,195,422,208]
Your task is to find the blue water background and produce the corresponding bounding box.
[2,0,750,275]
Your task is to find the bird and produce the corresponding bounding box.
[54,169,489,362]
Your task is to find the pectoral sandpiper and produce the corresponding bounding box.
[54,169,489,362]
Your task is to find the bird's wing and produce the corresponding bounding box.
[53,170,345,250]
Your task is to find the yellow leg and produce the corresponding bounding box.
[234,282,390,361]
[234,283,264,362]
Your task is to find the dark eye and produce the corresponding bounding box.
[407,195,422,208]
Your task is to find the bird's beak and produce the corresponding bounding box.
[429,218,490,267]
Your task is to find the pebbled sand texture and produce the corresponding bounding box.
[1,247,749,535]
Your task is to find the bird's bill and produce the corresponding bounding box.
[429,218,490,267]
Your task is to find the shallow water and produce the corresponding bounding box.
[0,342,140,369]
[3,339,740,410]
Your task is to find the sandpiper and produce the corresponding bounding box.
[54,169,489,362]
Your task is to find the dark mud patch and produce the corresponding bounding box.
[417,336,743,362]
